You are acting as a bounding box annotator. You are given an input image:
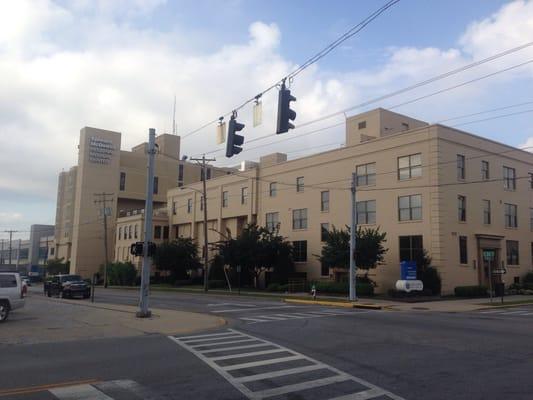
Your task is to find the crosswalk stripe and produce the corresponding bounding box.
[328,387,386,400]
[221,355,304,371]
[200,343,272,354]
[49,384,113,400]
[178,330,238,340]
[480,310,506,314]
[211,305,297,313]
[181,334,245,343]
[209,348,288,361]
[234,364,327,383]
[240,317,274,322]
[503,311,530,315]
[252,375,351,398]
[252,315,287,320]
[190,338,259,348]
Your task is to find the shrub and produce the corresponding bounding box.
[101,262,137,286]
[266,283,280,292]
[523,272,533,284]
[454,285,487,298]
[388,288,433,298]
[208,280,228,289]
[419,266,441,295]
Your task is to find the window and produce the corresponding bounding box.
[321,191,329,212]
[119,172,126,191]
[401,122,409,130]
[320,223,329,242]
[134,224,138,239]
[269,182,277,197]
[50,248,55,256]
[530,208,533,231]
[200,169,204,181]
[293,240,307,262]
[163,226,169,240]
[321,261,329,276]
[0,275,17,288]
[292,208,308,230]
[356,163,376,186]
[172,201,177,215]
[529,173,533,189]
[457,154,465,180]
[178,164,184,183]
[296,177,304,192]
[459,236,468,264]
[200,196,204,211]
[265,212,279,231]
[154,226,162,239]
[503,166,516,190]
[398,194,422,221]
[222,191,228,208]
[482,161,489,180]
[399,235,423,262]
[357,200,376,224]
[458,195,466,222]
[153,176,159,194]
[128,225,132,239]
[504,203,518,228]
[483,200,491,225]
[358,121,366,130]
[118,227,122,240]
[506,240,519,265]
[241,187,248,204]
[398,154,422,180]
[206,168,211,180]
[187,198,192,213]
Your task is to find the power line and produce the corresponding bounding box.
[180,0,401,140]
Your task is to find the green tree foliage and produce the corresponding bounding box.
[153,237,201,281]
[45,258,70,275]
[415,249,441,295]
[214,224,294,287]
[101,262,137,286]
[318,226,388,278]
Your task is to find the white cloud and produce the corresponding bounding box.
[519,136,533,152]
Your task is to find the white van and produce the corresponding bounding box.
[0,272,25,322]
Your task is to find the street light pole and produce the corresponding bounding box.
[349,173,357,302]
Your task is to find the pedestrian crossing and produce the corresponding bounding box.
[240,309,362,324]
[170,328,405,400]
[45,379,159,399]
[478,308,533,318]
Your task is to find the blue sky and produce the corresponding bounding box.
[1,0,532,240]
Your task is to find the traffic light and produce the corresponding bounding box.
[130,242,143,256]
[276,81,296,134]
[225,113,245,158]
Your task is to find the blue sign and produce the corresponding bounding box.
[400,261,417,281]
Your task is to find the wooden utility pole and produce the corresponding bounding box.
[94,192,114,288]
[3,230,18,266]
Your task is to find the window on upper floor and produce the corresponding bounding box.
[356,163,376,186]
[269,182,277,197]
[529,173,533,189]
[398,154,422,180]
[358,121,366,130]
[321,191,329,212]
[153,176,159,194]
[457,154,465,180]
[119,172,126,191]
[292,208,308,230]
[504,203,518,228]
[187,198,192,213]
[134,224,138,239]
[154,226,162,239]
[200,196,204,211]
[172,201,177,215]
[399,235,423,263]
[128,225,132,239]
[398,194,422,221]
[357,200,376,225]
[481,161,489,180]
[222,191,228,208]
[483,200,491,225]
[459,236,468,264]
[296,177,304,192]
[320,223,329,242]
[503,166,516,190]
[241,187,248,204]
[293,240,307,262]
[178,164,184,183]
[118,227,122,240]
[206,168,211,180]
[530,208,533,231]
[458,195,466,222]
[265,212,279,231]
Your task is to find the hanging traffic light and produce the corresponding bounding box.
[276,80,296,134]
[225,112,245,158]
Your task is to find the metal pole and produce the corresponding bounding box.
[7,230,14,266]
[138,128,156,318]
[0,239,3,264]
[16,239,21,271]
[202,155,209,292]
[349,173,357,301]
[103,205,109,288]
[488,258,493,303]
[91,274,96,303]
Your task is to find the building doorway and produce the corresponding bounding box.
[476,234,504,288]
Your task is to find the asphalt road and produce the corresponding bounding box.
[1,287,532,400]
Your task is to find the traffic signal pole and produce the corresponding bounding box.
[349,173,357,301]
[137,128,156,318]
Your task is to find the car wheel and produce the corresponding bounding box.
[0,302,9,323]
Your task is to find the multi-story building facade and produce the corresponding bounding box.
[54,127,228,278]
[168,108,533,294]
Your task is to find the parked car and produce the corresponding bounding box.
[44,274,90,299]
[0,272,26,322]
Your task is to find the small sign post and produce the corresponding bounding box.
[483,250,495,303]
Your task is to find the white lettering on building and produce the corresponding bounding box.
[89,137,115,164]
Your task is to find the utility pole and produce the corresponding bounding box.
[0,239,4,265]
[349,173,357,301]
[190,155,216,292]
[94,192,114,288]
[16,239,21,271]
[4,230,18,266]
[137,128,157,318]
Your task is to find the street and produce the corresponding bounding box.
[1,288,532,399]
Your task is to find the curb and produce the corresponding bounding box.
[476,301,533,311]
[283,298,382,310]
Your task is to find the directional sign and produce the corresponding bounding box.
[483,250,495,261]
[400,261,417,281]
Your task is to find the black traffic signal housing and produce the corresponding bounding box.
[276,81,296,134]
[225,113,245,158]
[130,241,157,257]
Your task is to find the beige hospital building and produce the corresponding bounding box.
[168,108,533,294]
[54,127,227,277]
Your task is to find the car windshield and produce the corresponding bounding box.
[61,275,82,282]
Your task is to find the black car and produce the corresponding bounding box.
[44,274,90,299]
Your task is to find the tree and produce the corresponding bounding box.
[318,226,388,281]
[214,224,294,287]
[100,262,137,286]
[415,249,441,295]
[153,238,201,281]
[45,258,70,275]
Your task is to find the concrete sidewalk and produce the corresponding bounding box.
[0,294,225,345]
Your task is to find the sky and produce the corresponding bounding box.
[1,0,533,241]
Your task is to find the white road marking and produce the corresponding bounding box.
[480,310,507,314]
[200,342,272,354]
[181,333,245,343]
[211,305,297,313]
[208,303,257,307]
[50,384,114,400]
[239,310,366,324]
[502,310,530,315]
[169,329,406,400]
[179,331,248,340]
[190,338,259,348]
